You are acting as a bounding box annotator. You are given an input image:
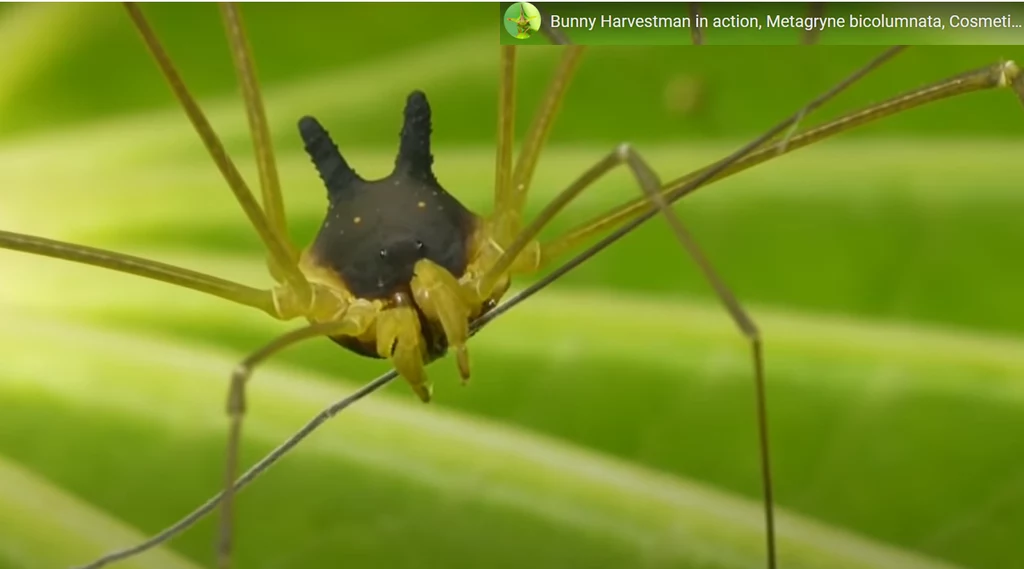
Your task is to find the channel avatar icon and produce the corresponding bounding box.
[505,2,542,39]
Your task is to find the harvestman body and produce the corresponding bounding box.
[297,97,499,395]
[0,4,1021,569]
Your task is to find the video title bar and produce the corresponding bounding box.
[500,2,1024,44]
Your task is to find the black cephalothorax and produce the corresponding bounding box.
[299,92,479,360]
[300,91,477,302]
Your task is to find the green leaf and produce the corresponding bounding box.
[0,4,99,114]
[3,17,1024,569]
[3,250,1024,568]
[5,138,1024,335]
[0,313,970,569]
[0,454,201,569]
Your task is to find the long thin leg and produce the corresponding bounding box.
[537,4,572,45]
[123,3,309,302]
[478,46,585,295]
[622,145,776,568]
[73,368,400,569]
[496,142,783,568]
[508,46,585,217]
[492,46,517,242]
[475,46,911,566]
[218,3,291,257]
[218,306,375,569]
[0,230,277,316]
[491,46,586,247]
[689,4,704,45]
[480,47,909,295]
[803,3,826,45]
[541,56,1022,263]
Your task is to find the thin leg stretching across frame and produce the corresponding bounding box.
[123,3,309,303]
[219,310,375,569]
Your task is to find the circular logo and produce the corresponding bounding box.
[504,2,541,39]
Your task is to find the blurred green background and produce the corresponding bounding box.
[1,3,1023,569]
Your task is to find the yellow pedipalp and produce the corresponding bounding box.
[411,259,472,382]
[376,294,430,402]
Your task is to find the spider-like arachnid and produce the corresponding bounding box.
[1,4,1022,569]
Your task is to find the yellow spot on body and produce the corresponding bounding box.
[353,216,362,224]
[417,201,426,209]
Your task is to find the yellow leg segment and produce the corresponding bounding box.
[411,259,473,382]
[538,60,1022,266]
[220,300,375,569]
[377,294,430,402]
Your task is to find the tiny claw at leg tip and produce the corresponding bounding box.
[456,347,471,383]
[414,384,433,403]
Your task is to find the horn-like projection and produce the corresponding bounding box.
[394,90,436,183]
[299,116,361,199]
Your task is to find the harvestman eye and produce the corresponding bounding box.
[1,4,1020,569]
